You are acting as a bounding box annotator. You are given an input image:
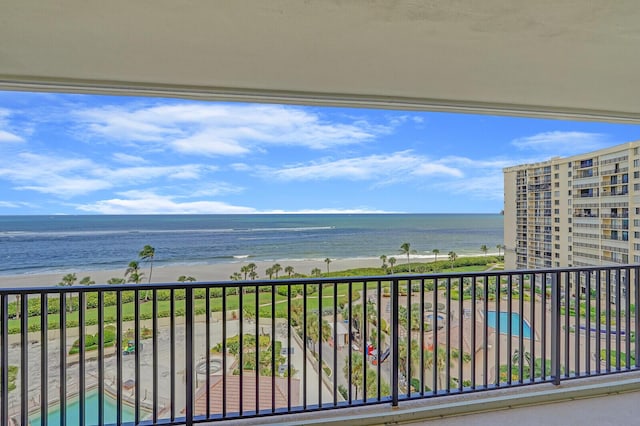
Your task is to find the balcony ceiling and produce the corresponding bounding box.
[1,1,640,122]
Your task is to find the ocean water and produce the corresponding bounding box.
[0,214,503,276]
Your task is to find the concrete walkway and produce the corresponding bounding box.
[406,390,640,426]
[220,371,640,426]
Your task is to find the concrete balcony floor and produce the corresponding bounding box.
[220,371,640,426]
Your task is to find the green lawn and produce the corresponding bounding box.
[6,258,499,334]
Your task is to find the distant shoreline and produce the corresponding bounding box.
[0,252,500,289]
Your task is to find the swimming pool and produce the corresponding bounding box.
[486,311,532,339]
[29,390,136,425]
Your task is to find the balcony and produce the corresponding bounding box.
[1,266,638,425]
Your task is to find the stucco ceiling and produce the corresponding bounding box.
[1,0,639,122]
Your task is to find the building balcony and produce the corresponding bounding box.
[2,266,638,425]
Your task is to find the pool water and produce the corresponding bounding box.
[487,311,532,339]
[29,390,136,425]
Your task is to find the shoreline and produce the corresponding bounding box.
[0,252,500,289]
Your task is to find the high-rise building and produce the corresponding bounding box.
[504,141,640,270]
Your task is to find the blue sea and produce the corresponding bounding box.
[0,214,503,276]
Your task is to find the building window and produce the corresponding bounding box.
[555,200,559,205]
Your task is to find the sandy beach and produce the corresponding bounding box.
[0,257,390,289]
[0,251,502,290]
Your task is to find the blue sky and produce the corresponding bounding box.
[0,91,639,215]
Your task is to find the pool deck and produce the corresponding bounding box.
[8,316,328,422]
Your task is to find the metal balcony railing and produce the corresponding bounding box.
[1,266,639,425]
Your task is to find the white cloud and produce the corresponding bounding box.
[439,171,505,200]
[230,163,252,172]
[76,192,256,214]
[413,163,464,177]
[97,164,213,182]
[0,152,218,198]
[76,106,183,142]
[0,153,110,197]
[264,207,398,214]
[171,131,250,156]
[187,183,244,197]
[263,151,464,182]
[0,108,24,143]
[112,153,147,165]
[0,201,28,208]
[0,130,23,143]
[512,131,608,155]
[73,103,385,156]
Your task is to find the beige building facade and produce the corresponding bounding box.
[504,141,640,270]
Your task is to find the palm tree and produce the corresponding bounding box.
[432,249,440,262]
[424,345,467,390]
[388,257,397,274]
[265,267,274,279]
[480,244,488,257]
[311,267,322,277]
[249,270,258,280]
[285,266,295,277]
[512,349,532,368]
[272,263,282,278]
[306,312,331,354]
[125,261,145,294]
[177,275,196,282]
[79,276,95,285]
[324,258,332,273]
[497,244,504,258]
[240,265,250,280]
[59,273,77,286]
[230,272,242,281]
[247,262,257,278]
[380,254,388,270]
[139,245,155,301]
[398,339,421,386]
[448,251,458,270]
[139,245,155,283]
[58,273,77,312]
[343,352,365,399]
[399,242,417,272]
[107,277,125,285]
